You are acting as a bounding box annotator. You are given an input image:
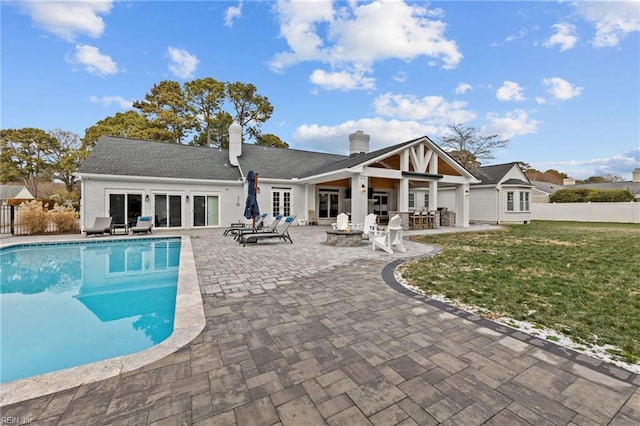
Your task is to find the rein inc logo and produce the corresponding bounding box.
[1,417,32,425]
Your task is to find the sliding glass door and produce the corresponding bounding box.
[154,194,182,228]
[193,195,219,227]
[108,193,142,226]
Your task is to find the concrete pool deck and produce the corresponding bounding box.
[1,225,639,425]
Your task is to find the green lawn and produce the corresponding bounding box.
[400,221,640,364]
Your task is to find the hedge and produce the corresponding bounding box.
[550,188,635,203]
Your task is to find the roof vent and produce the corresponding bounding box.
[349,130,370,157]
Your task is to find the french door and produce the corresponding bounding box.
[272,188,291,217]
[108,193,142,226]
[154,194,182,228]
[318,190,339,218]
[193,195,219,227]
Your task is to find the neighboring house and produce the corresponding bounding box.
[76,127,480,231]
[465,162,533,224]
[531,180,561,203]
[0,184,34,204]
[531,169,640,202]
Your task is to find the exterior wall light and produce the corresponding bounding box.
[144,194,149,202]
[361,184,366,192]
[186,195,190,203]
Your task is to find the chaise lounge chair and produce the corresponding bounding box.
[85,216,113,237]
[224,213,268,236]
[130,216,153,235]
[234,214,282,241]
[239,215,296,247]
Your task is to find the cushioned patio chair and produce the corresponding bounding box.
[239,215,297,247]
[84,216,112,237]
[224,213,268,236]
[131,216,153,235]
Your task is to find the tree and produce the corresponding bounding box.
[184,77,226,147]
[190,111,234,148]
[133,80,197,144]
[83,111,171,147]
[48,129,84,192]
[0,128,58,198]
[256,133,289,149]
[226,82,273,142]
[582,174,625,183]
[440,123,509,169]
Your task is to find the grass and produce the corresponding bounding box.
[400,221,640,364]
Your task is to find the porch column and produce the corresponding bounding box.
[428,154,438,210]
[350,175,368,223]
[398,178,409,212]
[429,181,438,210]
[455,183,470,227]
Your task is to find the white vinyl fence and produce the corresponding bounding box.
[531,202,640,223]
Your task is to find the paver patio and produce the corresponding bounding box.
[1,225,639,425]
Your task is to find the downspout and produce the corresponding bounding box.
[496,186,500,224]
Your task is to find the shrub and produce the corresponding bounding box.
[48,203,80,233]
[551,188,635,203]
[17,200,48,235]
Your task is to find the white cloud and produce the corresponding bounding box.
[373,92,476,123]
[542,77,583,101]
[544,23,578,51]
[167,47,199,79]
[19,1,113,42]
[484,109,539,139]
[533,148,640,180]
[573,1,640,48]
[455,83,472,95]
[89,95,132,109]
[309,68,376,90]
[72,44,118,76]
[496,81,526,102]
[293,117,439,154]
[270,0,462,90]
[225,1,243,28]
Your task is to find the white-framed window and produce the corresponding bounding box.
[519,191,530,211]
[506,192,514,212]
[192,194,219,227]
[372,192,389,216]
[408,193,415,209]
[424,193,430,210]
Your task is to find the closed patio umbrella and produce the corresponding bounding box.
[244,170,260,228]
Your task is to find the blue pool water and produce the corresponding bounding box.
[0,237,181,383]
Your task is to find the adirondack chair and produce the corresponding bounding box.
[333,213,350,231]
[361,213,378,239]
[370,214,406,254]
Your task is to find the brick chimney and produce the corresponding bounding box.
[349,131,370,157]
[633,168,640,183]
[228,123,242,166]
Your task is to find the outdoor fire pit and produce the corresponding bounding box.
[325,229,364,247]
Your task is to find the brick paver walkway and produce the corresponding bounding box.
[1,225,639,425]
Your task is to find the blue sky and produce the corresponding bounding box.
[2,0,639,180]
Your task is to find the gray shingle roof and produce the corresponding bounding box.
[77,136,242,181]
[471,162,530,186]
[0,185,31,199]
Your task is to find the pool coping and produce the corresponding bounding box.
[0,235,205,406]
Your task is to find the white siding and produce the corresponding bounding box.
[469,187,498,223]
[437,188,457,210]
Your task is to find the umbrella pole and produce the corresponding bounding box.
[253,173,259,229]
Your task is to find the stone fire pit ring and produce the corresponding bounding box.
[325,229,364,247]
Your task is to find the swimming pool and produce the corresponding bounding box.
[0,237,181,383]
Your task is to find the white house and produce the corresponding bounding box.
[77,127,480,231]
[466,162,533,224]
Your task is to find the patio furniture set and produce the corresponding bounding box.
[84,216,153,237]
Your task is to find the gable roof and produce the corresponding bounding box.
[78,136,242,181]
[471,162,531,186]
[0,185,33,200]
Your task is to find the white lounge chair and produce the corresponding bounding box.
[84,217,112,237]
[131,216,153,234]
[361,213,377,239]
[332,213,350,231]
[370,214,406,254]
